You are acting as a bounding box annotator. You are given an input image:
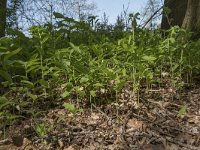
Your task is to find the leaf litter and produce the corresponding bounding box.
[0,85,200,150]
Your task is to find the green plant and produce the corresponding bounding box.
[177,105,187,118]
[63,102,83,114]
[0,13,199,128]
[34,122,48,138]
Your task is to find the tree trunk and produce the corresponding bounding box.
[161,0,188,30]
[182,0,200,31]
[0,0,7,38]
[161,0,200,36]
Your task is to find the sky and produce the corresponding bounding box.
[90,0,148,23]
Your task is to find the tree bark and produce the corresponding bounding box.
[161,0,200,36]
[182,0,200,31]
[161,0,188,30]
[0,0,7,38]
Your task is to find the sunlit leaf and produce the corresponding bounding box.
[90,90,96,97]
[61,91,70,98]
[178,105,187,118]
[80,77,89,83]
[41,36,49,45]
[142,55,156,63]
[63,102,76,113]
[93,83,104,88]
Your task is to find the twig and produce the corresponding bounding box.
[166,136,199,150]
[0,138,11,145]
[141,0,172,29]
[121,111,132,150]
[91,104,111,121]
[141,6,163,29]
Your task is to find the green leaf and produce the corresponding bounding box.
[21,80,34,88]
[172,63,179,71]
[90,90,96,97]
[53,12,65,18]
[0,46,7,51]
[41,36,49,45]
[27,92,37,101]
[64,17,75,23]
[178,105,187,118]
[0,70,12,82]
[35,123,47,138]
[0,96,14,109]
[142,55,156,63]
[61,82,73,90]
[115,79,126,91]
[61,91,70,98]
[63,103,76,113]
[146,71,154,80]
[24,110,43,117]
[78,90,86,98]
[63,61,70,67]
[69,42,81,53]
[122,68,126,76]
[26,59,40,68]
[80,77,89,83]
[72,62,89,74]
[37,79,48,87]
[3,48,22,62]
[27,65,40,73]
[63,103,83,114]
[93,83,104,88]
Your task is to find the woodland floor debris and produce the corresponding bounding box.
[0,86,200,150]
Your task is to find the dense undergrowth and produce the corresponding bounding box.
[0,13,200,132]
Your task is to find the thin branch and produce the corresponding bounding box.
[141,5,164,29]
[140,0,171,29]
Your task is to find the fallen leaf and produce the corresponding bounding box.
[91,113,99,120]
[142,144,165,150]
[127,119,144,130]
[187,114,200,124]
[64,146,74,150]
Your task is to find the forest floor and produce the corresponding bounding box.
[0,82,200,150]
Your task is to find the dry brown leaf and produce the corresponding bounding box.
[58,139,64,148]
[167,143,179,150]
[127,119,144,130]
[142,144,165,150]
[146,112,156,120]
[187,114,200,124]
[64,146,75,150]
[114,135,122,145]
[91,113,100,120]
[175,133,195,145]
[57,109,67,115]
